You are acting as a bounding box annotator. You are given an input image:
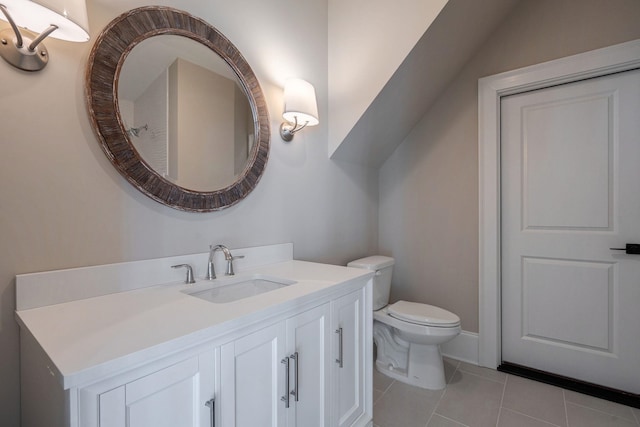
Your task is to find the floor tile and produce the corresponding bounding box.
[457,361,507,384]
[428,414,469,427]
[435,369,504,427]
[566,402,638,427]
[373,380,443,427]
[501,375,567,427]
[497,408,561,427]
[373,368,394,392]
[372,359,639,427]
[564,390,637,422]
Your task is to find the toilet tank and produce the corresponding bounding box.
[347,256,394,310]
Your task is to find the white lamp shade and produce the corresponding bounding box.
[283,78,319,126]
[0,0,89,42]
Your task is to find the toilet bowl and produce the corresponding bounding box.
[347,256,460,390]
[373,301,460,389]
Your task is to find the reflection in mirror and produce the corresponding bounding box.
[118,35,254,191]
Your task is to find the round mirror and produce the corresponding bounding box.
[86,7,270,212]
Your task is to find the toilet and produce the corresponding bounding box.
[348,256,460,390]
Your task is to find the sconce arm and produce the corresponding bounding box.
[280,116,311,141]
[28,24,58,51]
[0,4,23,48]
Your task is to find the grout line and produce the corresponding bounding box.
[459,369,506,384]
[373,375,395,395]
[632,407,640,426]
[383,379,395,394]
[500,407,563,427]
[456,366,507,385]
[563,389,570,427]
[427,364,457,427]
[564,400,640,424]
[496,373,508,426]
[425,385,445,426]
[372,389,384,406]
[425,407,435,426]
[431,414,470,426]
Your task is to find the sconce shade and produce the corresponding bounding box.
[0,0,89,42]
[283,78,319,126]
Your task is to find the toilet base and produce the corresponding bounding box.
[375,342,447,390]
[373,320,449,390]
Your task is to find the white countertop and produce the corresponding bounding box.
[16,259,373,390]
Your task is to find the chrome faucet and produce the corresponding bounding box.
[205,244,245,280]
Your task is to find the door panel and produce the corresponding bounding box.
[97,352,215,427]
[286,303,331,427]
[501,69,640,394]
[522,93,612,230]
[220,323,286,427]
[522,257,613,351]
[331,289,365,427]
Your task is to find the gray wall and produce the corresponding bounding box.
[379,0,640,333]
[0,0,377,425]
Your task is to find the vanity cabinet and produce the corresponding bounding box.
[220,303,331,427]
[17,253,373,427]
[70,294,366,427]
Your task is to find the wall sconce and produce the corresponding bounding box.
[0,0,89,72]
[280,78,319,141]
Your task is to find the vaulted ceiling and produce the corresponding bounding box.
[328,0,522,167]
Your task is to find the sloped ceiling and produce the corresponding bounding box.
[329,0,522,167]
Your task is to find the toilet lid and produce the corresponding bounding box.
[388,301,460,327]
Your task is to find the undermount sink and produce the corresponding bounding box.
[182,274,297,303]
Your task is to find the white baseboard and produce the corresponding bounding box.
[441,330,479,365]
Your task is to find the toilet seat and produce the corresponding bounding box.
[388,301,460,327]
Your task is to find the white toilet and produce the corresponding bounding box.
[348,255,460,390]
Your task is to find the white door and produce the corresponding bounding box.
[285,303,331,427]
[501,68,640,394]
[331,289,365,427]
[220,323,287,427]
[97,352,216,427]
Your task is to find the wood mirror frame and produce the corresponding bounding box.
[86,6,270,212]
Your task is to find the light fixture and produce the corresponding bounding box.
[0,0,89,71]
[280,78,319,141]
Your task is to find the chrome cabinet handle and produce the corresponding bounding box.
[281,357,290,408]
[335,328,344,368]
[205,398,215,427]
[290,352,299,402]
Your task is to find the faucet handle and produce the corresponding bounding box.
[172,264,196,284]
[225,255,245,276]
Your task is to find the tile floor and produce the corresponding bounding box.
[373,358,640,427]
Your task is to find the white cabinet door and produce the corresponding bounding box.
[220,322,287,427]
[96,350,216,427]
[285,303,331,427]
[331,289,365,427]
